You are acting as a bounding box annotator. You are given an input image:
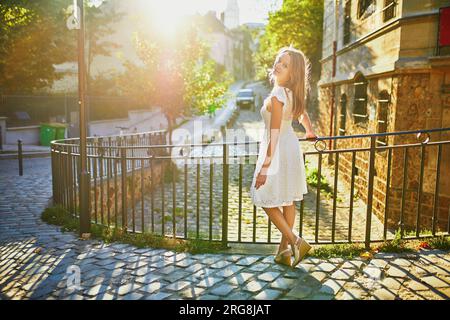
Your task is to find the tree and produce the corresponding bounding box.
[0,0,124,95]
[254,0,324,84]
[117,19,232,145]
[253,33,279,84]
[184,59,232,118]
[0,0,76,94]
[85,2,125,93]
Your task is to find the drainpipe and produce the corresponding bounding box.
[328,0,339,164]
[329,40,337,151]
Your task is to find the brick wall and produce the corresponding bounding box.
[315,71,450,233]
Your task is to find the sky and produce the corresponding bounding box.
[144,0,283,25]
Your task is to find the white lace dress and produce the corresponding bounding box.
[250,85,308,209]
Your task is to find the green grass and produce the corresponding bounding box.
[404,229,433,237]
[41,205,79,232]
[41,205,226,254]
[175,207,185,217]
[162,208,186,223]
[305,166,337,200]
[163,163,182,183]
[428,236,450,250]
[309,243,367,259]
[376,229,415,253]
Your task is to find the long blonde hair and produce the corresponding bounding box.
[269,46,312,119]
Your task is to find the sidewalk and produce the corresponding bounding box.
[0,144,51,159]
[169,80,245,158]
[0,157,449,300]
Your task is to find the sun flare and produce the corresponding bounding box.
[145,0,200,39]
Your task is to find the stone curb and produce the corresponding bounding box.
[0,152,51,160]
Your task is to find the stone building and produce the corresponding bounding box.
[316,0,450,233]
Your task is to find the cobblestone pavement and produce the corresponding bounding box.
[1,148,449,300]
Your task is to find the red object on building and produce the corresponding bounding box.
[439,7,450,46]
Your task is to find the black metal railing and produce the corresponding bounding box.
[51,127,450,249]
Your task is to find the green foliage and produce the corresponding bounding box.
[0,1,121,94]
[0,1,76,93]
[253,0,324,82]
[253,34,279,82]
[116,19,233,143]
[428,236,450,250]
[376,229,414,253]
[185,231,224,253]
[41,205,78,233]
[187,238,225,254]
[163,162,182,183]
[175,207,185,218]
[183,59,233,117]
[311,243,366,259]
[305,166,334,197]
[85,3,125,94]
[404,229,432,237]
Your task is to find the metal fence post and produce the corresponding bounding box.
[18,139,23,176]
[222,141,229,248]
[365,136,376,249]
[121,146,128,232]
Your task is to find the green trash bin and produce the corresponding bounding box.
[40,123,66,146]
[40,123,57,146]
[54,124,67,140]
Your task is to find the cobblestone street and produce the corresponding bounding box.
[1,119,449,300]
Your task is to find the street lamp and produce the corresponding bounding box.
[67,0,104,237]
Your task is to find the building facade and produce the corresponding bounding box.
[317,0,450,232]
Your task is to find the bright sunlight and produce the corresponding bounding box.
[145,0,206,39]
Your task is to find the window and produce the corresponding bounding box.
[343,1,352,45]
[339,94,347,136]
[353,73,368,124]
[376,91,390,146]
[383,0,397,22]
[358,0,376,19]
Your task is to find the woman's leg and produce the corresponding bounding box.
[262,206,297,247]
[278,204,296,253]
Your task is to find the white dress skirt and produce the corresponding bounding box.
[250,85,308,210]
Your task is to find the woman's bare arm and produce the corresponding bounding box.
[299,111,314,133]
[260,96,283,175]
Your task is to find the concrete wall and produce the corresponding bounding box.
[397,0,450,64]
[2,108,169,144]
[6,126,40,145]
[88,109,168,137]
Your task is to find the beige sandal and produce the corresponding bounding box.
[291,237,312,268]
[274,248,292,267]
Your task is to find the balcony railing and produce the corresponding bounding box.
[51,127,450,249]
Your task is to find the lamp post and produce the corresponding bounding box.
[77,0,91,236]
[68,0,102,236]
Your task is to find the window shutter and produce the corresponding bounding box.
[439,7,450,46]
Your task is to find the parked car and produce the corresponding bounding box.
[236,89,256,111]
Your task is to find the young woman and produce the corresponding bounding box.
[250,46,318,268]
